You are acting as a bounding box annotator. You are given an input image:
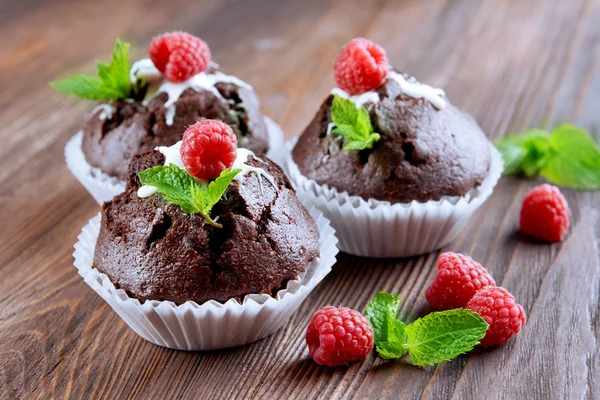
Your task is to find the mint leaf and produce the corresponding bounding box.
[50,38,132,101]
[96,39,132,98]
[139,165,241,227]
[405,309,488,367]
[205,168,242,209]
[540,124,600,190]
[494,124,600,189]
[493,130,550,176]
[331,94,360,126]
[139,164,199,214]
[50,75,122,100]
[331,94,380,151]
[191,168,241,226]
[365,292,407,359]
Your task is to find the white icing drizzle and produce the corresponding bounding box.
[142,67,253,126]
[325,122,335,136]
[130,58,162,84]
[164,105,176,126]
[137,185,159,198]
[387,71,446,109]
[137,141,198,198]
[331,88,380,108]
[231,148,276,195]
[137,142,276,198]
[329,71,446,110]
[90,104,114,120]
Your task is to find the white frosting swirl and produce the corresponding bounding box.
[330,71,446,110]
[129,58,253,126]
[331,88,380,108]
[90,104,114,120]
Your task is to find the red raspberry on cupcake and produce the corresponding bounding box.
[333,37,390,95]
[149,31,211,83]
[180,120,238,181]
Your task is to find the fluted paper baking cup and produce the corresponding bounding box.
[286,142,503,258]
[65,117,287,205]
[264,117,286,168]
[64,131,126,205]
[73,206,338,350]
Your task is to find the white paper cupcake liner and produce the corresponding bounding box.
[64,131,126,205]
[73,206,338,350]
[264,116,286,167]
[65,117,287,205]
[286,141,503,258]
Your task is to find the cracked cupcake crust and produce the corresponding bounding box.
[93,150,320,305]
[292,78,492,203]
[82,80,269,181]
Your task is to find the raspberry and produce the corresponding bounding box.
[520,184,570,242]
[425,252,496,310]
[306,306,374,367]
[333,38,390,95]
[149,32,211,83]
[180,120,237,181]
[467,287,527,346]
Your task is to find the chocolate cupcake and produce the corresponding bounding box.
[58,33,285,204]
[286,38,503,258]
[73,120,338,350]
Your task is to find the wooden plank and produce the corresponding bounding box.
[0,0,598,398]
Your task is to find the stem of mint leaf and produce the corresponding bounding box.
[330,94,381,151]
[50,38,133,101]
[493,124,600,190]
[139,165,241,228]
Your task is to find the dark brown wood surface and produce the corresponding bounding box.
[1,0,599,398]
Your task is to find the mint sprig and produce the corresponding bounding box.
[494,124,600,190]
[365,292,488,367]
[50,39,132,101]
[365,293,407,359]
[138,164,241,228]
[331,94,380,151]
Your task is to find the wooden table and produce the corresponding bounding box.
[1,0,599,398]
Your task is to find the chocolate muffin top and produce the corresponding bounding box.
[82,62,269,180]
[93,149,320,305]
[292,73,492,203]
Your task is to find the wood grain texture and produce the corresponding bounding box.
[0,0,599,398]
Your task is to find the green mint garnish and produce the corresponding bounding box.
[50,39,132,101]
[404,309,489,367]
[365,292,488,367]
[138,164,241,228]
[330,94,380,151]
[364,292,407,359]
[494,124,600,190]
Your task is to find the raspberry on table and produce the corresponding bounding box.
[180,120,238,181]
[425,252,496,310]
[333,38,390,95]
[149,32,211,83]
[520,183,570,242]
[467,287,527,346]
[306,306,374,367]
